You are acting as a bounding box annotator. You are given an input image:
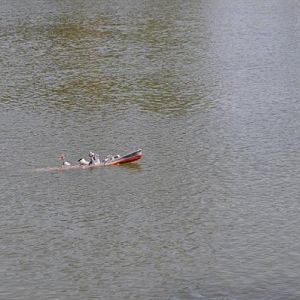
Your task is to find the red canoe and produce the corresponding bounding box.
[105,149,143,165]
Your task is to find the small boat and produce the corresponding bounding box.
[104,149,143,165]
[36,149,143,172]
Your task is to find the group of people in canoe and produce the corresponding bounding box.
[57,149,142,168]
[59,151,120,166]
[59,151,100,166]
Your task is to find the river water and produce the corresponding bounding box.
[1,1,299,299]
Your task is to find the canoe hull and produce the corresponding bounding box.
[105,149,143,165]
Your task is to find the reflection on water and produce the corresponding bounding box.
[0,0,300,299]
[1,0,218,115]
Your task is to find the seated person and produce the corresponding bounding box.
[89,151,100,165]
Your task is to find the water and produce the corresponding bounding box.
[1,1,299,299]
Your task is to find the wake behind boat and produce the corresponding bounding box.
[35,149,143,172]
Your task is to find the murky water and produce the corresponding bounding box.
[1,1,299,299]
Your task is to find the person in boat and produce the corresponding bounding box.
[89,151,100,165]
[78,157,89,165]
[59,154,71,166]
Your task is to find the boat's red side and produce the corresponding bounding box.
[108,153,143,165]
